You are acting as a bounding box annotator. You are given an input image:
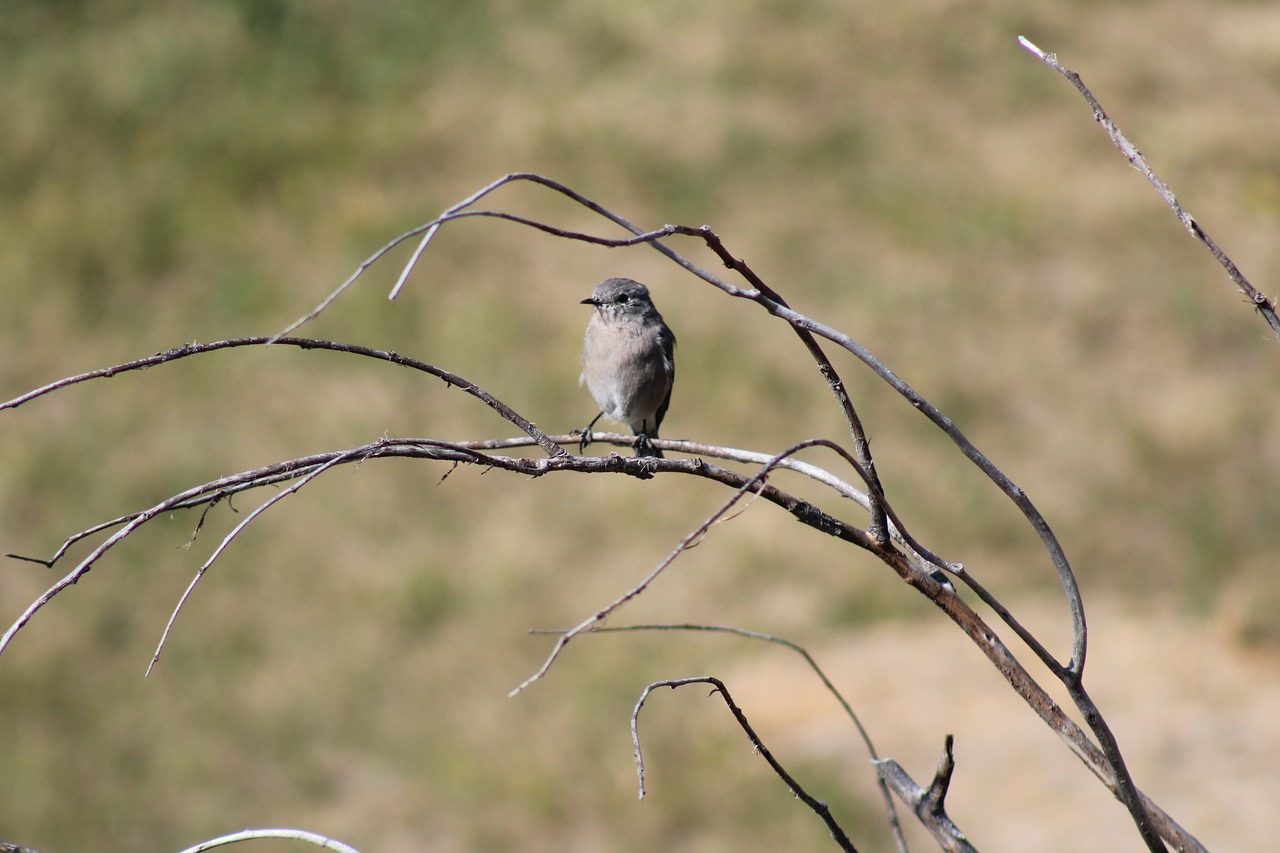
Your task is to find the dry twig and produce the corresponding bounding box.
[3,170,1217,851]
[1018,35,1280,341]
[632,676,858,852]
[875,736,976,853]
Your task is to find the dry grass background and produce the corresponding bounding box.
[2,1,1280,851]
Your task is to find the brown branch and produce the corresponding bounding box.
[394,177,1194,852]
[6,177,1210,851]
[632,676,858,852]
[1,409,1204,852]
[380,175,1087,683]
[665,225,891,543]
[508,438,855,696]
[1018,35,1280,341]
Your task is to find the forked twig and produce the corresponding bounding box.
[874,736,976,853]
[507,441,814,697]
[146,449,358,676]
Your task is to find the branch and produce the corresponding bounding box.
[373,182,1171,848]
[0,336,569,459]
[569,623,909,853]
[632,676,858,852]
[4,327,1191,852]
[3,381,1204,850]
[173,828,363,853]
[278,174,1087,692]
[0,843,45,853]
[6,177,1210,851]
[507,439,846,696]
[146,449,357,676]
[874,736,976,853]
[0,432,877,661]
[369,174,1088,680]
[1018,35,1280,341]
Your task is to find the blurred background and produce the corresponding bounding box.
[2,1,1279,850]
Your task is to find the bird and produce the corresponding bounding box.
[578,277,676,458]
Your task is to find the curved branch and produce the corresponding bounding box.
[379,174,1087,680]
[632,676,859,852]
[146,449,358,676]
[1,337,568,459]
[574,623,909,853]
[0,429,1203,852]
[6,178,1206,850]
[173,828,363,853]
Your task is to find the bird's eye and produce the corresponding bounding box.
[617,294,630,303]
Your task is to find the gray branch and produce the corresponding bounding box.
[875,736,977,853]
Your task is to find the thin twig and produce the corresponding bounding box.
[632,676,858,852]
[568,623,909,853]
[507,441,828,696]
[1,336,569,459]
[146,450,359,677]
[1018,35,1280,341]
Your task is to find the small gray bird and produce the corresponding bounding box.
[579,277,676,458]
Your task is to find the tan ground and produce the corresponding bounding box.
[730,598,1280,852]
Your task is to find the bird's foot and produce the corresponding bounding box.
[634,434,664,459]
[570,427,593,455]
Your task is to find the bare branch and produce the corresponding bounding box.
[385,172,671,302]
[507,440,835,696]
[1018,35,1280,341]
[1,337,569,459]
[0,842,46,853]
[5,174,1215,851]
[632,676,858,852]
[571,623,909,853]
[372,174,1088,680]
[304,174,1085,690]
[874,736,977,853]
[4,329,1193,847]
[0,433,878,660]
[146,450,357,677]
[173,827,363,853]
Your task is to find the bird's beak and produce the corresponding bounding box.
[581,297,601,306]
